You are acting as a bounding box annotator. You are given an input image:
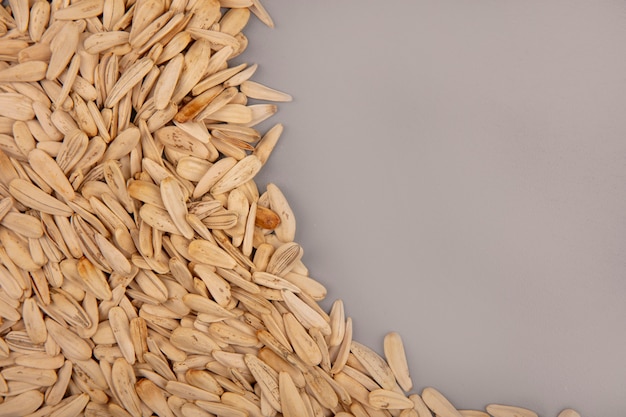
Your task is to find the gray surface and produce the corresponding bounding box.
[243,2,626,416]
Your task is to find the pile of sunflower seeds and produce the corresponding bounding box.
[0,1,583,416]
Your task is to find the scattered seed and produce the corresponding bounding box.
[0,4,582,417]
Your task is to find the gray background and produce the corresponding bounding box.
[242,1,626,416]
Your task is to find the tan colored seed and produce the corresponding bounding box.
[22,298,47,344]
[0,61,47,82]
[47,21,83,80]
[244,354,281,412]
[0,390,44,416]
[28,149,76,201]
[170,327,220,355]
[105,57,154,108]
[459,411,490,417]
[111,358,142,417]
[369,389,416,410]
[53,0,104,20]
[240,80,292,102]
[557,409,581,417]
[485,404,539,417]
[136,378,176,417]
[188,239,237,269]
[384,331,413,392]
[44,319,92,361]
[9,178,73,216]
[0,93,35,121]
[421,387,463,417]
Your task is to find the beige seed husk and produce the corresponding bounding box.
[350,341,397,391]
[282,290,331,336]
[100,126,140,162]
[170,327,220,355]
[183,293,236,318]
[266,182,296,243]
[485,404,539,417]
[153,54,184,110]
[56,56,82,109]
[192,63,248,95]
[28,0,50,42]
[170,39,213,104]
[155,125,210,159]
[0,226,42,271]
[240,80,293,102]
[211,154,262,195]
[0,93,35,121]
[135,378,176,417]
[244,354,281,412]
[0,61,48,83]
[1,365,57,386]
[139,203,180,235]
[58,130,89,175]
[421,387,464,417]
[27,149,76,201]
[459,411,490,417]
[0,39,28,60]
[108,306,135,364]
[188,239,237,269]
[160,176,195,239]
[83,31,130,54]
[409,394,434,417]
[369,388,416,410]
[267,241,304,277]
[383,331,413,392]
[76,256,113,301]
[54,0,105,20]
[193,86,238,122]
[0,390,44,416]
[1,211,44,239]
[110,358,142,417]
[8,0,29,33]
[14,353,64,370]
[283,312,322,366]
[22,298,47,344]
[44,319,92,361]
[185,368,223,394]
[253,122,283,165]
[9,178,73,216]
[47,22,83,81]
[557,410,581,417]
[104,57,154,108]
[165,380,220,402]
[48,392,89,417]
[195,400,249,417]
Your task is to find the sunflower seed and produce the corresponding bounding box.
[0,390,44,416]
[421,387,463,417]
[44,319,92,361]
[136,378,176,417]
[9,178,72,216]
[244,354,281,412]
[459,411,490,417]
[110,358,142,417]
[557,410,581,417]
[485,404,539,417]
[105,57,154,108]
[383,332,412,392]
[0,61,48,83]
[170,327,220,355]
[54,0,104,20]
